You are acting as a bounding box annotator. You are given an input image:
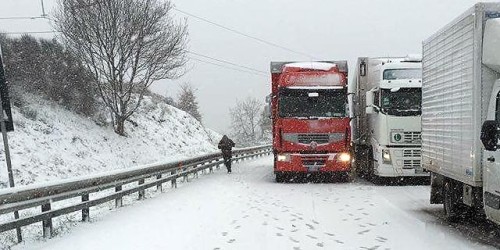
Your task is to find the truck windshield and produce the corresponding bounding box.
[383,69,422,80]
[278,88,347,118]
[380,88,421,116]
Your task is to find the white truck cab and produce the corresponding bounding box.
[352,56,428,180]
[423,3,500,224]
[480,17,500,223]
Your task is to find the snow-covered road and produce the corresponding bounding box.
[21,156,499,250]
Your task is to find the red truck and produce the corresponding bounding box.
[270,61,352,182]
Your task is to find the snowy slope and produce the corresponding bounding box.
[0,95,220,188]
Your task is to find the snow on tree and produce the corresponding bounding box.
[0,35,97,115]
[259,105,272,142]
[54,0,188,136]
[229,96,263,146]
[176,83,202,123]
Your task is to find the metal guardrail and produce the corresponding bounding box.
[0,145,272,242]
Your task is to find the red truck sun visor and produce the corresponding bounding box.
[279,72,344,87]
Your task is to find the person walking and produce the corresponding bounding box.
[218,135,236,173]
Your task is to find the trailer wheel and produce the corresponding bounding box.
[443,179,460,222]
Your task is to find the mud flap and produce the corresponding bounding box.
[430,172,444,204]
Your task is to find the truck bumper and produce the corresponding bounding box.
[274,153,351,173]
[374,146,429,177]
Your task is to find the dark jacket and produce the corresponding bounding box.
[218,135,235,157]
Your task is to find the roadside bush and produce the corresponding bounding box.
[0,35,98,116]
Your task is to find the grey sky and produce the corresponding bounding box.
[1,0,486,133]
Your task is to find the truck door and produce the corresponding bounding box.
[483,80,500,222]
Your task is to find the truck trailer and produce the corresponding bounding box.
[351,56,428,181]
[422,3,500,223]
[270,61,352,182]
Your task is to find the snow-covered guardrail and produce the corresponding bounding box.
[0,145,272,242]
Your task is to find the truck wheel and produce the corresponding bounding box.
[275,173,285,183]
[354,147,364,177]
[443,179,460,222]
[366,151,375,182]
[342,172,353,182]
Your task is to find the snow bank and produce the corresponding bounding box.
[0,95,220,188]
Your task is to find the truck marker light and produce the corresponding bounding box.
[337,152,351,162]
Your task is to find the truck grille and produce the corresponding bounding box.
[301,155,328,167]
[298,134,329,144]
[403,149,421,157]
[403,132,421,143]
[403,159,421,169]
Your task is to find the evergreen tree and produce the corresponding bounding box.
[177,83,202,122]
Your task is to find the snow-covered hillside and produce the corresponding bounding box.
[0,95,220,188]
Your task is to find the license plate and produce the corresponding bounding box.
[307,166,321,172]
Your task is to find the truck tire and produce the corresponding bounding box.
[341,171,354,182]
[366,149,375,182]
[275,173,286,183]
[443,179,461,222]
[354,146,364,177]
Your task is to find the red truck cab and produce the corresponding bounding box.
[270,61,351,182]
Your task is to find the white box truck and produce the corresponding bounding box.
[422,3,500,223]
[351,56,428,181]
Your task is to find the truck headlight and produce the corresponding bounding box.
[391,132,403,143]
[337,152,351,162]
[277,154,290,162]
[382,149,391,164]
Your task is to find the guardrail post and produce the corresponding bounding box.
[209,160,214,173]
[157,174,162,192]
[171,170,177,188]
[14,210,22,243]
[115,185,123,207]
[138,179,145,200]
[82,194,90,222]
[183,166,189,183]
[41,203,53,238]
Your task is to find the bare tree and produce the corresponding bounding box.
[229,97,262,146]
[259,106,272,141]
[177,83,202,122]
[54,0,188,135]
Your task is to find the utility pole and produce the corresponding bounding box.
[0,46,21,242]
[0,89,20,243]
[40,0,47,17]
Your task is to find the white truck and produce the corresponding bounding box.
[351,56,428,181]
[422,2,500,222]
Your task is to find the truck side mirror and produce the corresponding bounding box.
[366,90,374,107]
[481,120,499,151]
[365,90,378,114]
